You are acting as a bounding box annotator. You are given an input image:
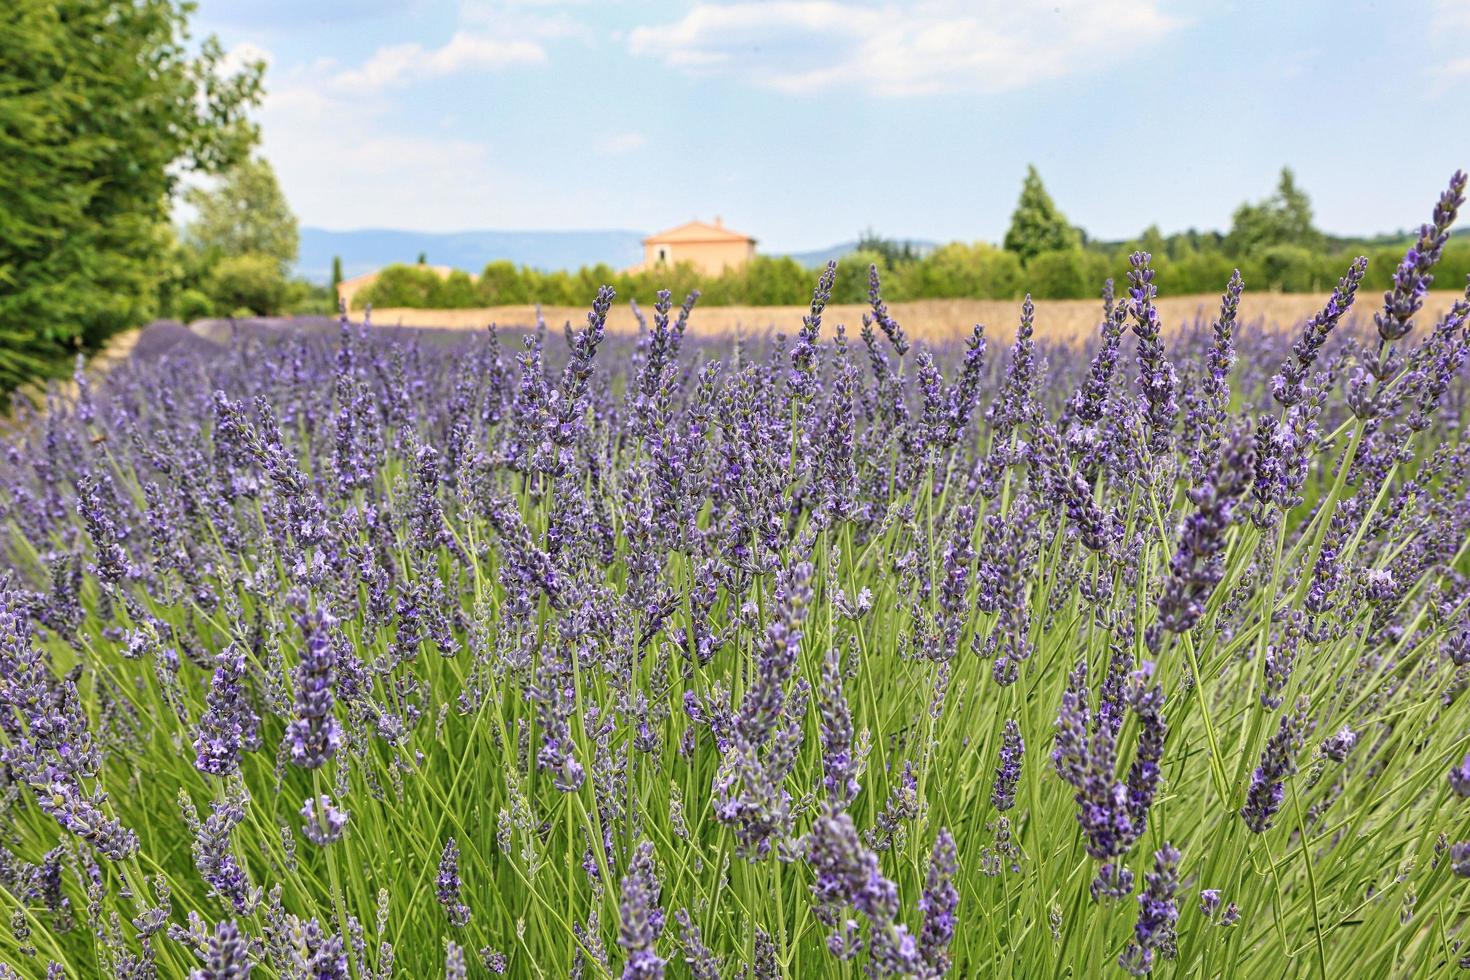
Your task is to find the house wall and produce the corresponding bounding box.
[642,239,755,276]
[337,274,376,310]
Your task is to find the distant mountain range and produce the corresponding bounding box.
[782,239,938,267]
[298,228,647,283]
[297,228,937,283]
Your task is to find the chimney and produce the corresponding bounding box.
[714,215,723,227]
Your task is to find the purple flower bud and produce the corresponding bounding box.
[300,795,348,846]
[618,841,665,979]
[1449,754,1470,798]
[991,720,1024,811]
[1199,889,1221,918]
[189,919,252,979]
[1242,701,1312,833]
[1452,842,1470,878]
[917,828,959,976]
[285,608,341,770]
[194,645,260,778]
[438,838,471,927]
[1119,843,1181,975]
[1320,727,1357,763]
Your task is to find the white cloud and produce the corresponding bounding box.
[1431,56,1470,79]
[218,40,273,77]
[1430,1,1470,83]
[330,31,545,91]
[628,0,1182,97]
[458,0,597,40]
[596,132,646,155]
[213,42,524,230]
[1433,0,1470,30]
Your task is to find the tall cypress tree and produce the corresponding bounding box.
[1003,165,1081,264]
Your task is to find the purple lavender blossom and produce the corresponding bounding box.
[917,827,959,977]
[1452,842,1470,878]
[189,919,253,979]
[293,920,348,979]
[438,838,471,927]
[445,940,467,980]
[0,592,137,860]
[1242,701,1312,832]
[300,795,348,846]
[1157,436,1253,637]
[673,909,722,980]
[1052,660,1167,873]
[1320,727,1357,763]
[991,720,1024,811]
[789,262,836,400]
[618,841,665,980]
[806,808,920,976]
[713,562,813,857]
[194,645,261,777]
[865,264,910,356]
[818,640,860,808]
[1119,843,1181,975]
[1091,863,1135,902]
[185,787,254,913]
[1192,270,1243,481]
[1199,889,1221,918]
[1126,252,1179,454]
[1271,257,1367,407]
[1373,171,1467,349]
[75,473,129,584]
[285,608,341,770]
[1070,284,1126,425]
[1449,753,1470,798]
[479,948,509,975]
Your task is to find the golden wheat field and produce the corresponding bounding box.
[364,289,1470,345]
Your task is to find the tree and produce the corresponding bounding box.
[0,0,263,387]
[361,264,445,308]
[1227,167,1323,256]
[330,256,343,308]
[856,229,920,267]
[185,156,299,274]
[1026,249,1092,299]
[208,253,287,316]
[1003,165,1080,264]
[907,242,1022,299]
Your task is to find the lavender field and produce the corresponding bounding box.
[0,171,1468,979]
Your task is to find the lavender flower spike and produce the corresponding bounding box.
[991,720,1024,811]
[194,644,261,778]
[618,841,666,979]
[918,827,960,976]
[301,795,348,846]
[1120,843,1181,976]
[286,607,342,770]
[1242,700,1312,833]
[189,919,253,980]
[1373,171,1467,346]
[438,838,472,927]
[1127,251,1180,454]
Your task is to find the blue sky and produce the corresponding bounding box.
[200,0,1470,252]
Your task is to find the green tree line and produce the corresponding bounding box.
[360,166,1469,311]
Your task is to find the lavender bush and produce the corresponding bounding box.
[1,173,1470,977]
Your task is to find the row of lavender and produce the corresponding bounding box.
[0,171,1468,978]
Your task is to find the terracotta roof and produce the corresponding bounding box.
[643,219,755,246]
